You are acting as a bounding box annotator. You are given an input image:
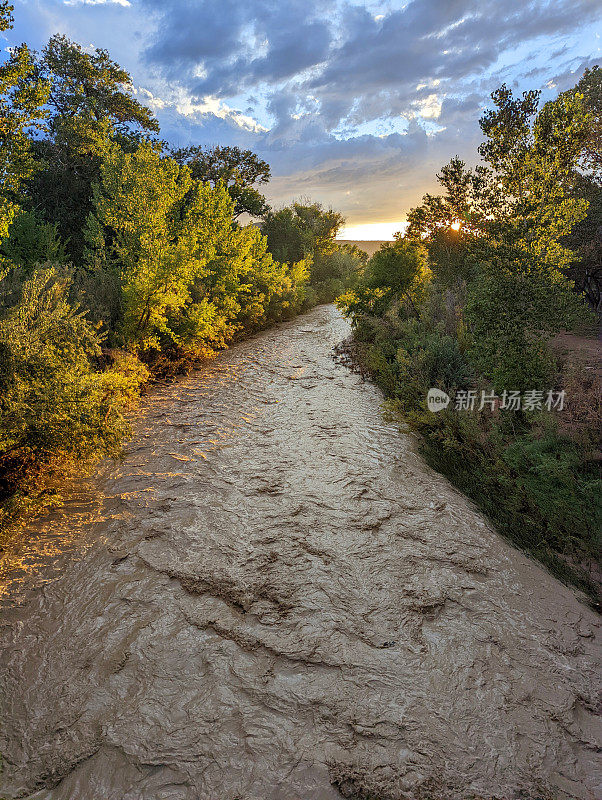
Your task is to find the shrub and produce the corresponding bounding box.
[0,266,147,532]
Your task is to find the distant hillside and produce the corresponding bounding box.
[337,240,388,257]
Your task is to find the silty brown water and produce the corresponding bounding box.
[0,304,600,800]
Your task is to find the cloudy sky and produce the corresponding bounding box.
[8,0,602,238]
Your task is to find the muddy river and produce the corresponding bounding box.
[0,304,600,799]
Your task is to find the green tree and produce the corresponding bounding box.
[0,2,50,245]
[0,266,147,515]
[465,248,588,391]
[368,238,428,311]
[172,145,271,219]
[565,64,602,177]
[1,210,66,271]
[478,83,590,271]
[564,174,602,313]
[405,157,493,285]
[87,141,228,353]
[27,34,159,264]
[261,201,357,301]
[262,202,344,263]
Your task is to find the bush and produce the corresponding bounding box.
[0,266,147,532]
[349,300,601,602]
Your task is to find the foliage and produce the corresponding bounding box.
[0,2,50,244]
[563,64,602,178]
[0,8,325,532]
[262,201,361,302]
[0,266,148,530]
[0,209,66,270]
[464,249,590,392]
[87,141,217,352]
[86,141,310,359]
[478,84,590,271]
[172,145,271,218]
[343,73,601,601]
[26,34,159,264]
[563,175,602,314]
[349,307,601,600]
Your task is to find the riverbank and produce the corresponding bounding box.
[0,291,325,561]
[338,311,601,606]
[1,305,600,800]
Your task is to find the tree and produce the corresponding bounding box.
[41,34,158,138]
[405,157,493,285]
[568,65,602,178]
[337,239,428,321]
[0,266,147,506]
[27,34,159,264]
[0,2,49,245]
[0,210,66,271]
[172,145,271,218]
[87,141,224,352]
[465,249,589,391]
[87,141,308,356]
[563,174,602,313]
[478,83,590,271]
[262,201,344,262]
[261,201,362,302]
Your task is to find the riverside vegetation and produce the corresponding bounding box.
[0,3,364,542]
[338,70,602,602]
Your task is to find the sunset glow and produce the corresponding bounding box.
[338,221,407,241]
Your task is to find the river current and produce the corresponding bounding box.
[0,304,600,799]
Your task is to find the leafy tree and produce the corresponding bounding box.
[405,157,493,285]
[27,34,159,264]
[87,141,308,356]
[568,64,602,177]
[465,249,588,391]
[1,210,66,271]
[564,174,602,312]
[87,141,224,352]
[478,83,590,271]
[338,239,428,320]
[172,145,271,218]
[261,201,358,301]
[367,238,428,312]
[0,2,50,245]
[559,67,602,312]
[41,34,158,137]
[408,83,593,291]
[262,202,344,263]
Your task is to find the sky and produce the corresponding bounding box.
[7,0,602,239]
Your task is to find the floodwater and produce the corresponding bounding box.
[0,305,600,800]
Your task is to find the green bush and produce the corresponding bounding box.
[0,266,148,532]
[350,305,601,602]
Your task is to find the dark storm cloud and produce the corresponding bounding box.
[142,0,333,96]
[142,0,599,127]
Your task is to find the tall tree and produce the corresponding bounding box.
[87,141,221,352]
[478,83,590,271]
[261,201,344,263]
[27,35,159,264]
[0,2,49,245]
[172,145,271,219]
